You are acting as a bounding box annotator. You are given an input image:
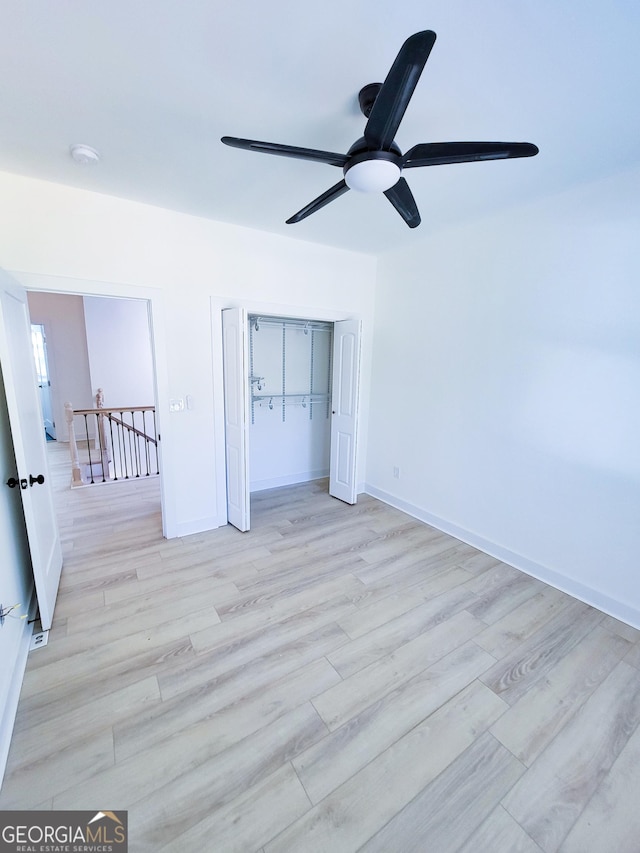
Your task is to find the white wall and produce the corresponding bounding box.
[83,296,155,408]
[26,292,93,440]
[0,170,376,538]
[367,166,640,627]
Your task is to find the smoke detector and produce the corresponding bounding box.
[69,144,100,165]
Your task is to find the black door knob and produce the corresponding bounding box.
[29,474,45,487]
[6,477,19,488]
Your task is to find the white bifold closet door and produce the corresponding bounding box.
[222,310,361,531]
[222,307,250,532]
[329,318,362,505]
[0,269,63,631]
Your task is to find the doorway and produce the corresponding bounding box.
[30,324,56,440]
[248,314,333,493]
[222,307,362,532]
[25,288,166,534]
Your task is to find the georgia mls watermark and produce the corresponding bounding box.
[0,811,127,853]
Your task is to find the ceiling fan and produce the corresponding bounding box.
[221,30,538,229]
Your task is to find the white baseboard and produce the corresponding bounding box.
[364,484,640,630]
[250,469,329,493]
[0,599,34,791]
[168,514,226,538]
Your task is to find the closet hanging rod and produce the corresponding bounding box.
[249,315,332,333]
[252,392,330,401]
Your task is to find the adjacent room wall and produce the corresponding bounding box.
[26,292,93,441]
[0,170,376,537]
[366,165,640,627]
[83,296,155,408]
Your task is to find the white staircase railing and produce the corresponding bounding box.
[65,389,158,487]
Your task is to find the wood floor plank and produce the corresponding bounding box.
[458,805,543,853]
[480,599,605,706]
[103,568,242,608]
[189,575,364,653]
[215,553,369,620]
[174,597,354,689]
[335,591,427,640]
[54,587,105,619]
[63,576,226,639]
[6,676,160,770]
[13,636,195,734]
[462,559,523,594]
[404,563,475,600]
[454,551,504,575]
[466,572,545,625]
[158,619,348,702]
[0,730,115,810]
[599,614,640,643]
[15,606,214,696]
[314,609,485,731]
[159,763,311,853]
[558,720,640,853]
[329,584,478,679]
[60,703,326,847]
[114,657,340,763]
[264,681,507,853]
[293,641,496,804]
[360,732,525,853]
[625,641,640,670]
[502,661,640,852]
[475,585,573,659]
[491,625,632,765]
[130,703,326,850]
[356,540,465,584]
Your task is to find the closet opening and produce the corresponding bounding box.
[248,314,333,494]
[222,308,361,532]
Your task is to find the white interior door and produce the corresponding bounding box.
[329,318,362,504]
[0,269,62,631]
[222,307,250,531]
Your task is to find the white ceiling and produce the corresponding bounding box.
[1,1,639,255]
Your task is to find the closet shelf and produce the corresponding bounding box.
[252,392,330,400]
[248,313,333,422]
[252,392,330,408]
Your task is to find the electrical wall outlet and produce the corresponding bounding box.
[30,630,49,650]
[393,466,400,479]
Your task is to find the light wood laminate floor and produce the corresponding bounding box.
[1,442,640,852]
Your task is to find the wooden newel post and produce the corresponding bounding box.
[95,388,111,478]
[65,401,83,486]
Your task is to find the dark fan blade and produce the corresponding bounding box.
[384,178,421,228]
[286,180,350,224]
[403,141,539,168]
[364,31,436,151]
[221,136,347,167]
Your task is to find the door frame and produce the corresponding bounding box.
[9,271,174,538]
[212,297,365,527]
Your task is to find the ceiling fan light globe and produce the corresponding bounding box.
[344,159,401,192]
